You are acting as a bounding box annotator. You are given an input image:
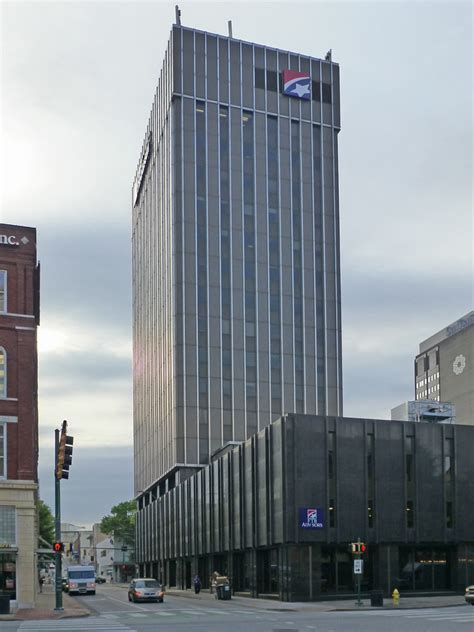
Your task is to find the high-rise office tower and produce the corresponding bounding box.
[132,24,342,497]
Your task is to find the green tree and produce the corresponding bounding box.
[38,499,55,546]
[100,500,136,548]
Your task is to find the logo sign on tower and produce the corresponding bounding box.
[299,507,324,529]
[282,70,311,100]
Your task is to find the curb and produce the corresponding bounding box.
[330,602,470,612]
[163,591,468,613]
[0,611,90,622]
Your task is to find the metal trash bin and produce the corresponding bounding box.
[0,595,10,615]
[216,584,231,600]
[222,584,231,600]
[370,590,384,607]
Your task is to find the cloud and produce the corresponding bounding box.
[1,1,472,526]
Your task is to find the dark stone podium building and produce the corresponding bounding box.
[136,414,474,600]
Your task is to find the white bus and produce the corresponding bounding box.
[67,565,96,595]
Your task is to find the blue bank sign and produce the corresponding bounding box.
[299,507,324,529]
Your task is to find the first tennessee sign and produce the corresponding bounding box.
[299,507,324,529]
[0,234,20,247]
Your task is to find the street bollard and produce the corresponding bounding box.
[392,588,400,606]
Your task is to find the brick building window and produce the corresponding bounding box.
[0,348,5,397]
[0,505,16,544]
[0,424,5,478]
[0,271,6,312]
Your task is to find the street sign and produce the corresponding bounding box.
[354,559,363,574]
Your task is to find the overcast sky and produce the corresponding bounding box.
[1,1,472,527]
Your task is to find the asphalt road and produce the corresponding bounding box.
[2,585,473,631]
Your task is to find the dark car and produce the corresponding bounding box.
[96,577,107,584]
[128,578,164,603]
[61,578,69,592]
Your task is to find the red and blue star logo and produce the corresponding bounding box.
[282,70,311,100]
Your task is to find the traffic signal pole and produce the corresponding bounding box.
[356,537,362,607]
[54,428,63,611]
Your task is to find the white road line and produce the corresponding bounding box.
[227,609,256,614]
[178,610,207,615]
[425,615,474,620]
[198,609,233,615]
[20,628,135,632]
[99,593,150,611]
[154,611,175,616]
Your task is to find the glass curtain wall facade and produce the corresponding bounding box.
[132,25,343,498]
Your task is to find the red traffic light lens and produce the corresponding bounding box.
[53,542,63,552]
[361,544,366,552]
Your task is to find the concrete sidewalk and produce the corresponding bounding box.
[0,583,91,621]
[163,586,468,612]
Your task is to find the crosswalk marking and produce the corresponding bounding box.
[20,626,129,629]
[19,618,135,631]
[361,608,471,617]
[353,607,473,626]
[179,609,207,615]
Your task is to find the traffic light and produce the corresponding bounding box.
[351,542,367,554]
[56,420,74,480]
[53,542,64,553]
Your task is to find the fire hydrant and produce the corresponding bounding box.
[392,588,400,605]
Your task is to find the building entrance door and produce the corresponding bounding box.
[257,549,279,595]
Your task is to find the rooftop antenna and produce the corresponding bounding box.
[175,5,181,25]
[325,49,332,61]
[228,20,233,39]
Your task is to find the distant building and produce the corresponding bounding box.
[0,224,40,608]
[61,524,93,566]
[96,535,115,580]
[391,400,455,424]
[415,312,473,425]
[93,531,134,583]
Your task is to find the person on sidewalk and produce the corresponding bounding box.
[193,575,202,595]
[38,574,44,593]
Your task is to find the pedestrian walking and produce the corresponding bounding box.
[193,574,202,594]
[38,574,44,593]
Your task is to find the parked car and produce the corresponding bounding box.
[465,585,474,605]
[128,578,164,603]
[61,578,69,593]
[96,577,107,584]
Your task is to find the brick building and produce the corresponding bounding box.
[0,223,40,608]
